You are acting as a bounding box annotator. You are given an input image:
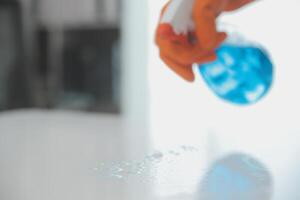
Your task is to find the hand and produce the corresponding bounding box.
[223,0,255,11]
[193,0,254,50]
[156,23,218,82]
[155,0,218,82]
[155,0,256,82]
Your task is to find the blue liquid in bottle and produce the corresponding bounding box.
[199,44,273,105]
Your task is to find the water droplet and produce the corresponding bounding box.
[168,150,180,156]
[113,174,124,179]
[95,144,205,191]
[152,152,164,159]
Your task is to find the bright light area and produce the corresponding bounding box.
[148,0,300,199]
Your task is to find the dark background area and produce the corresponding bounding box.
[0,0,121,113]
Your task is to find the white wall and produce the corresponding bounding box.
[121,0,152,199]
[121,0,149,155]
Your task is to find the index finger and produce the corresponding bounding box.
[223,0,255,12]
[193,0,220,50]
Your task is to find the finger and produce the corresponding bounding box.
[156,36,196,65]
[156,23,219,65]
[223,0,255,11]
[160,53,195,82]
[156,29,216,65]
[159,43,211,66]
[158,38,217,66]
[216,32,227,46]
[187,48,217,64]
[192,0,220,50]
[198,52,218,64]
[155,23,189,45]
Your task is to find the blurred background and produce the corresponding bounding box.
[1,0,300,200]
[0,0,121,112]
[0,0,150,199]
